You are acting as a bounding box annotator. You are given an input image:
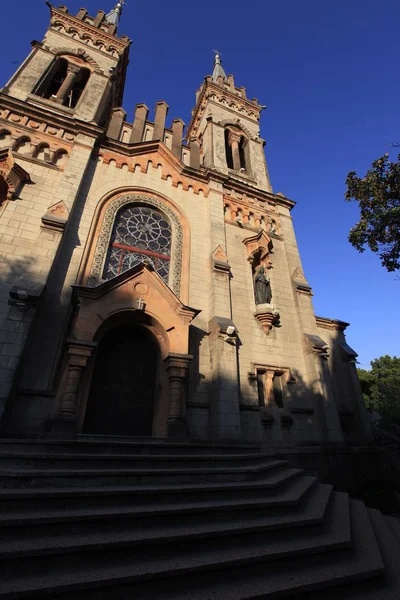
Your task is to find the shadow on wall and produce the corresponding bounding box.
[0,255,37,419]
[0,157,99,434]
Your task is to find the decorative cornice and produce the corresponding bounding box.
[316,316,349,332]
[226,197,282,233]
[99,141,209,198]
[0,93,104,141]
[49,5,131,52]
[75,263,200,322]
[101,135,295,210]
[186,80,261,140]
[224,179,295,211]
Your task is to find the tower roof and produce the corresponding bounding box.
[212,51,227,83]
[105,0,125,28]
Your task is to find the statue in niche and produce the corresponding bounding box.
[254,265,272,305]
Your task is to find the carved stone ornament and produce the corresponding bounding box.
[211,245,230,274]
[254,303,280,335]
[88,194,183,297]
[41,200,70,232]
[292,266,313,296]
[243,229,273,266]
[0,148,31,200]
[304,333,329,359]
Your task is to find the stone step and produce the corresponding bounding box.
[1,498,382,600]
[0,438,262,456]
[0,474,317,526]
[0,459,287,487]
[304,508,400,599]
[0,492,351,598]
[0,466,302,501]
[385,515,400,547]
[0,462,298,491]
[0,451,274,470]
[0,483,333,558]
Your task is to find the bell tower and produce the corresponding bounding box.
[186,52,272,193]
[2,2,131,126]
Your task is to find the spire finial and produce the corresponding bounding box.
[212,49,227,83]
[213,49,222,65]
[105,0,126,28]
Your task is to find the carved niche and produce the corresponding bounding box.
[0,148,31,201]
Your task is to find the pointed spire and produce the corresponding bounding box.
[105,0,125,27]
[212,50,227,83]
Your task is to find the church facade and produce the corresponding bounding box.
[0,2,373,445]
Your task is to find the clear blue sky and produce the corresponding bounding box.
[1,0,399,368]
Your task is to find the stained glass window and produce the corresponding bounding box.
[103,205,172,283]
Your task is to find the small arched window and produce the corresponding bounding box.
[224,126,250,174]
[103,204,172,283]
[34,57,90,108]
[15,137,32,155]
[0,130,12,149]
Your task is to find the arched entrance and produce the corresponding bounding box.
[83,325,158,436]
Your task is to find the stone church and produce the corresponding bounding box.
[0,0,372,445]
[0,3,400,599]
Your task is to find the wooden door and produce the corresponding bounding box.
[84,327,157,436]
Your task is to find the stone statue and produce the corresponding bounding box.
[254,266,272,305]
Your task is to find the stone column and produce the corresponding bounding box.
[164,353,192,438]
[263,370,275,406]
[54,64,81,105]
[228,130,241,171]
[50,340,96,434]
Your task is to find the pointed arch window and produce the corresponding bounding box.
[103,205,172,283]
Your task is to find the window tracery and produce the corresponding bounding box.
[88,194,183,297]
[103,205,172,283]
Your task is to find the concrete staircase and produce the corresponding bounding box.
[0,438,399,599]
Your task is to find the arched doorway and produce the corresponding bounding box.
[83,326,158,436]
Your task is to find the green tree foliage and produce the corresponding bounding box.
[358,355,400,422]
[345,154,400,272]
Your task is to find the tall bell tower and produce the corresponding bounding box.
[186,52,272,193]
[2,2,130,126]
[0,3,131,420]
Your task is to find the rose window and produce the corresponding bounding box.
[103,205,172,283]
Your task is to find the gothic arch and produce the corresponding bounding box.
[50,47,102,73]
[81,189,190,302]
[218,119,254,141]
